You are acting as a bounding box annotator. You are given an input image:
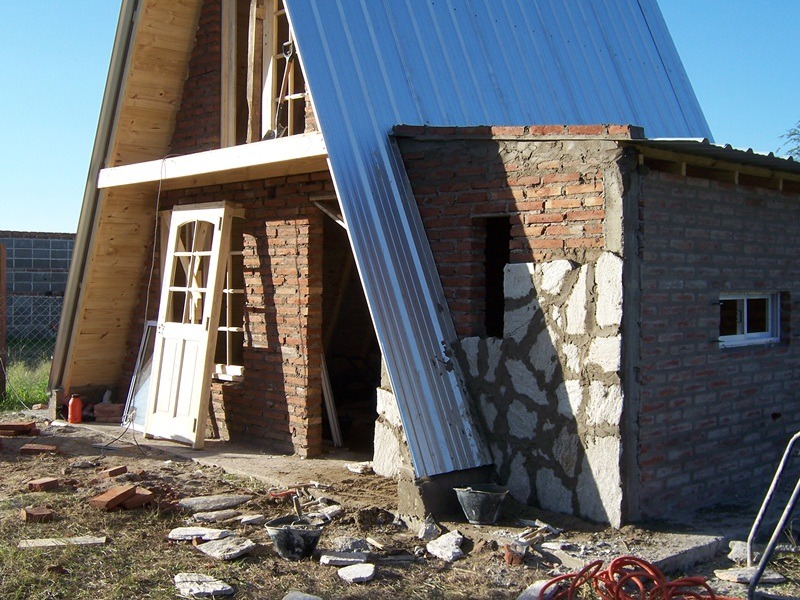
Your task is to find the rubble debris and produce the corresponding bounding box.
[305,504,342,522]
[344,461,373,474]
[331,536,371,552]
[168,527,234,542]
[31,403,48,411]
[98,465,128,478]
[18,536,107,548]
[89,484,137,510]
[354,507,395,531]
[503,543,527,566]
[178,494,252,513]
[417,515,442,541]
[319,551,369,566]
[282,592,323,600]
[173,573,234,597]
[517,580,556,600]
[426,530,465,562]
[196,536,257,560]
[70,459,99,469]
[121,487,155,509]
[27,477,60,492]
[714,566,785,584]
[20,507,55,523]
[193,509,240,523]
[337,563,376,583]
[19,443,59,455]
[517,518,561,536]
[366,537,384,550]
[239,514,266,526]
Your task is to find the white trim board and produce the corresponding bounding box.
[98,133,327,191]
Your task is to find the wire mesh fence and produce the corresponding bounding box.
[2,294,62,365]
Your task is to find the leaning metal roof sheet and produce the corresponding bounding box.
[285,0,711,478]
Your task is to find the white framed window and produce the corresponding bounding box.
[719,292,780,348]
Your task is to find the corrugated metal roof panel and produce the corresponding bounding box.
[627,138,800,175]
[285,0,711,478]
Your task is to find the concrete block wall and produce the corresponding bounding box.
[0,231,74,338]
[397,126,633,525]
[635,170,800,517]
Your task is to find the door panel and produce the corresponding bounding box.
[144,203,232,448]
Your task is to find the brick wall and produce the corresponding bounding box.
[117,172,329,456]
[170,0,222,154]
[396,125,629,337]
[397,126,633,524]
[635,171,800,517]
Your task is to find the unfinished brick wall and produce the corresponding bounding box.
[397,126,635,525]
[396,125,629,338]
[117,172,329,457]
[635,170,800,517]
[170,0,222,155]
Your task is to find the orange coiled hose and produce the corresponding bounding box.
[538,555,742,600]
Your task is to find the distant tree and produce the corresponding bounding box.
[780,120,800,159]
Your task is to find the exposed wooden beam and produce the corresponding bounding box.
[97,133,328,190]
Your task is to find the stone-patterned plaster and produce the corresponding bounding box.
[454,252,625,526]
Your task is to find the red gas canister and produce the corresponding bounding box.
[68,394,83,424]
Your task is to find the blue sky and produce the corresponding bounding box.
[1,1,798,234]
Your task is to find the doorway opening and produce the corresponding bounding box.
[321,215,381,453]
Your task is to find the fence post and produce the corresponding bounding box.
[0,243,6,399]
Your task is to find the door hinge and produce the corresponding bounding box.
[193,418,197,433]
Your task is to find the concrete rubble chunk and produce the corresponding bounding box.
[517,580,556,600]
[319,551,369,566]
[196,535,257,560]
[193,509,240,523]
[178,494,252,513]
[168,527,234,542]
[727,540,756,564]
[240,514,266,526]
[174,573,234,597]
[332,536,371,552]
[426,530,465,562]
[337,562,376,583]
[417,515,441,541]
[714,566,785,584]
[282,592,323,600]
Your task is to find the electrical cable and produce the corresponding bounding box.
[539,555,741,600]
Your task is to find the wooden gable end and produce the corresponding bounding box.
[62,0,203,393]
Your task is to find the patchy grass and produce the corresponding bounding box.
[1,359,50,410]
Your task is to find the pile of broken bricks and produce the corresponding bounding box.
[17,464,156,544]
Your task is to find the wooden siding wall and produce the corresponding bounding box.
[64,0,203,394]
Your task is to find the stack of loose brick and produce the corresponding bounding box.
[93,403,125,423]
[0,420,38,437]
[88,467,154,510]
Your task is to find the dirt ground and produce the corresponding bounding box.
[1,412,798,600]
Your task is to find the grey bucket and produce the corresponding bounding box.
[454,484,508,525]
[265,515,323,560]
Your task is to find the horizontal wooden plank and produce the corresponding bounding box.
[99,133,328,190]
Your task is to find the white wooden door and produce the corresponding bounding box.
[144,203,232,448]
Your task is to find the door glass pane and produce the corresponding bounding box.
[168,291,187,323]
[194,220,215,253]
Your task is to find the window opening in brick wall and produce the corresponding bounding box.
[214,216,245,381]
[719,292,781,348]
[222,0,307,146]
[485,217,511,338]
